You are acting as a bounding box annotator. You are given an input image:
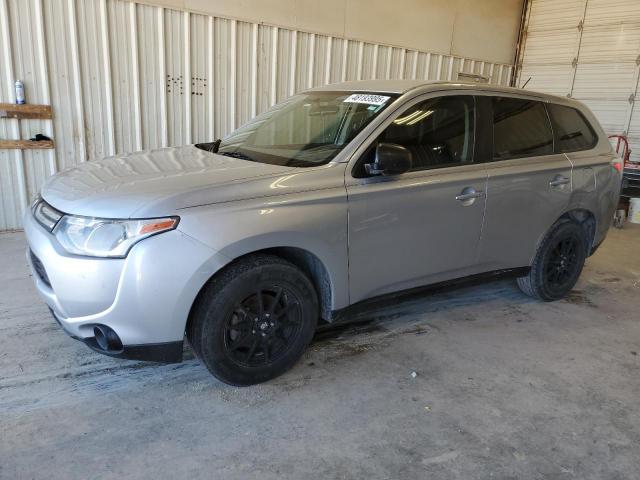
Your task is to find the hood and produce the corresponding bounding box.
[41,145,297,218]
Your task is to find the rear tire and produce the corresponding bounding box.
[188,255,318,386]
[517,221,587,301]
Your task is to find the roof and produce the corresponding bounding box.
[309,79,430,94]
[308,79,571,104]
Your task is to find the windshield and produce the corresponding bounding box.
[211,91,397,167]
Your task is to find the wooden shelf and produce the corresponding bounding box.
[0,140,54,150]
[0,104,55,150]
[0,103,52,120]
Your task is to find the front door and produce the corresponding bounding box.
[346,95,488,304]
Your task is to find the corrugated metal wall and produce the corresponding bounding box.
[0,0,514,231]
[517,0,640,160]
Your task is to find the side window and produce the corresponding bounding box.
[547,103,597,152]
[364,95,475,173]
[492,97,553,160]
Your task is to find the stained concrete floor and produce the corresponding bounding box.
[1,225,640,479]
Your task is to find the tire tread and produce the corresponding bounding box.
[517,220,586,301]
[187,254,318,385]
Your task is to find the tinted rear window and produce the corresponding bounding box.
[547,103,597,152]
[492,97,553,160]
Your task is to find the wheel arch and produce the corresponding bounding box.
[533,208,597,263]
[260,246,334,321]
[187,245,339,334]
[558,208,597,253]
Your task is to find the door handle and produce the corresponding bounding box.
[455,191,484,201]
[456,187,485,205]
[456,190,485,201]
[549,176,570,187]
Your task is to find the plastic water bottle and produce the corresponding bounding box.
[15,80,25,104]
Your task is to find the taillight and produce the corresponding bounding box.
[612,157,623,174]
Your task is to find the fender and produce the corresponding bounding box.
[177,188,350,312]
[217,232,349,312]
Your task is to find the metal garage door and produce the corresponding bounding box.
[517,0,640,161]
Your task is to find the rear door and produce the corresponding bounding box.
[477,95,573,270]
[547,103,598,196]
[547,102,619,246]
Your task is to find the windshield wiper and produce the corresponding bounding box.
[218,150,254,161]
[195,139,222,153]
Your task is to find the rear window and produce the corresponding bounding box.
[547,103,597,152]
[492,97,554,160]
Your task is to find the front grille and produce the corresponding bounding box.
[30,249,51,288]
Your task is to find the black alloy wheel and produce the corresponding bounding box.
[517,220,587,301]
[223,286,303,368]
[188,254,318,386]
[544,236,580,294]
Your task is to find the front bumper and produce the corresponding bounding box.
[48,307,184,362]
[24,209,229,362]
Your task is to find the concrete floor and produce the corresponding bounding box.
[1,226,640,479]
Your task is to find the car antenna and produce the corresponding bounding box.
[521,77,532,89]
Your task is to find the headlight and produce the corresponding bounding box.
[33,198,63,231]
[30,193,42,210]
[54,215,179,258]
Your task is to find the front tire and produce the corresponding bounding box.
[517,221,587,301]
[188,255,318,386]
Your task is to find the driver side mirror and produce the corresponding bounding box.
[365,143,412,176]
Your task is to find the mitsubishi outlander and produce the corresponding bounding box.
[25,80,621,385]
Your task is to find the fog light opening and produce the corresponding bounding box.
[93,325,123,352]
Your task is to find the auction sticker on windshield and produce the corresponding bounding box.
[343,94,391,106]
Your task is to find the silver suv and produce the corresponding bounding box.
[25,80,621,385]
